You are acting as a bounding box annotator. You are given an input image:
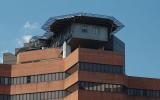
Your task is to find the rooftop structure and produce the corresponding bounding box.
[16,13,124,55]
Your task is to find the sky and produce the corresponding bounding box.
[0,0,160,78]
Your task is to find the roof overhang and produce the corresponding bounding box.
[42,12,124,36]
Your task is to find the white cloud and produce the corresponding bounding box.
[24,21,39,30]
[17,35,32,46]
[17,21,40,47]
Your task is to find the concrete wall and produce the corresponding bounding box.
[71,23,108,41]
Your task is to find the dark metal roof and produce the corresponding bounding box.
[42,12,124,36]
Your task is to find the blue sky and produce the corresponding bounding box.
[0,0,160,78]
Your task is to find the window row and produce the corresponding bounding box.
[0,62,124,86]
[79,62,124,74]
[0,72,66,85]
[127,88,160,97]
[79,81,160,97]
[79,81,124,93]
[0,81,160,100]
[0,91,66,100]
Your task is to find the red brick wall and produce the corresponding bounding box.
[17,48,61,63]
[0,48,160,100]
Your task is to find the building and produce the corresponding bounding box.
[0,13,160,100]
[3,53,16,64]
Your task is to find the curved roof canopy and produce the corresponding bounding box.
[42,12,124,36]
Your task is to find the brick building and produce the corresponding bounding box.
[0,13,160,100]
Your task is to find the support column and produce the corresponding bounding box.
[63,41,71,58]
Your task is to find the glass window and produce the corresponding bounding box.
[62,73,66,79]
[88,83,93,90]
[23,94,27,100]
[51,73,56,81]
[45,74,48,82]
[19,95,23,100]
[37,93,40,100]
[23,77,27,84]
[12,95,16,100]
[16,77,20,85]
[112,85,117,92]
[8,77,11,85]
[26,94,30,100]
[20,77,24,84]
[40,92,45,100]
[44,92,48,100]
[93,83,97,91]
[38,75,41,82]
[0,95,3,100]
[30,76,35,83]
[4,77,9,85]
[13,78,17,85]
[0,77,5,85]
[16,95,20,100]
[41,75,45,82]
[55,91,59,99]
[27,76,31,83]
[48,92,52,99]
[82,28,88,33]
[59,91,63,98]
[105,84,110,92]
[101,84,105,91]
[51,91,55,99]
[48,73,52,81]
[117,85,122,92]
[33,93,37,100]
[92,64,96,72]
[34,75,38,83]
[11,78,14,85]
[55,73,59,80]
[30,94,34,100]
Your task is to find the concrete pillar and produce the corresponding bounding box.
[63,41,71,58]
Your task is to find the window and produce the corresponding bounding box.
[0,77,5,85]
[16,77,20,85]
[20,77,24,84]
[33,93,37,100]
[45,74,48,81]
[13,78,17,85]
[30,76,35,83]
[41,75,45,82]
[23,94,27,100]
[48,92,52,99]
[40,92,45,100]
[51,91,55,99]
[26,94,30,100]
[48,73,52,81]
[19,94,23,100]
[51,73,56,81]
[55,73,59,80]
[38,75,41,82]
[44,92,48,100]
[37,93,40,100]
[82,28,88,33]
[23,77,27,84]
[4,78,9,85]
[30,94,34,100]
[26,76,31,83]
[34,75,38,83]
[79,62,123,74]
[11,78,14,85]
